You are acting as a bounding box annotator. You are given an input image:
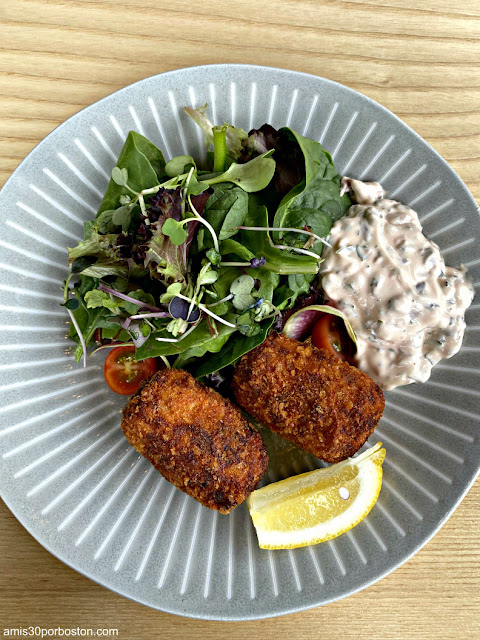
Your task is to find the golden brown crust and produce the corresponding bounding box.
[232,333,385,463]
[121,368,268,513]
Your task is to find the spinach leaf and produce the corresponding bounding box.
[280,207,332,254]
[219,239,255,262]
[173,320,237,369]
[272,128,350,250]
[280,127,337,185]
[95,209,116,234]
[134,319,216,360]
[277,173,350,224]
[83,220,94,240]
[272,272,316,310]
[200,184,248,248]
[97,132,165,215]
[238,200,319,276]
[190,318,274,378]
[272,282,294,310]
[100,325,131,342]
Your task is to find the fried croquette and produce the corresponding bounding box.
[121,368,268,513]
[232,333,385,463]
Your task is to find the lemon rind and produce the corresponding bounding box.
[249,447,385,550]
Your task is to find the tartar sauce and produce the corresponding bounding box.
[321,178,475,390]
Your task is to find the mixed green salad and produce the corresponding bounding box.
[64,106,352,380]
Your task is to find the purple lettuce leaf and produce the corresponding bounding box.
[239,124,304,194]
[144,187,211,284]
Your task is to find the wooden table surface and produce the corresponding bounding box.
[0,1,479,638]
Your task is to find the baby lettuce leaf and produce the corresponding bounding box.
[97,132,165,215]
[68,231,120,263]
[67,283,113,362]
[145,227,187,284]
[207,153,276,193]
[145,188,210,285]
[67,231,134,279]
[80,261,131,279]
[184,105,247,160]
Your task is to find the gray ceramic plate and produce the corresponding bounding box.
[0,64,479,621]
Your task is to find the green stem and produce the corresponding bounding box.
[63,273,74,303]
[213,127,227,173]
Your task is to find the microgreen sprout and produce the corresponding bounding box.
[155,319,202,343]
[187,192,220,252]
[66,308,87,368]
[111,167,134,191]
[205,314,218,338]
[162,218,188,245]
[89,342,135,356]
[175,293,237,328]
[237,226,332,248]
[241,297,265,314]
[63,274,88,366]
[128,311,171,320]
[138,193,147,218]
[272,244,323,260]
[159,355,171,369]
[169,296,201,323]
[220,256,266,268]
[206,294,233,307]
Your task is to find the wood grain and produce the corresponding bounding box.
[0,0,479,637]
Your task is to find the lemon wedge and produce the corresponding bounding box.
[247,442,385,549]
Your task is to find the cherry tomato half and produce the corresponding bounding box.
[104,346,156,395]
[311,314,355,362]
